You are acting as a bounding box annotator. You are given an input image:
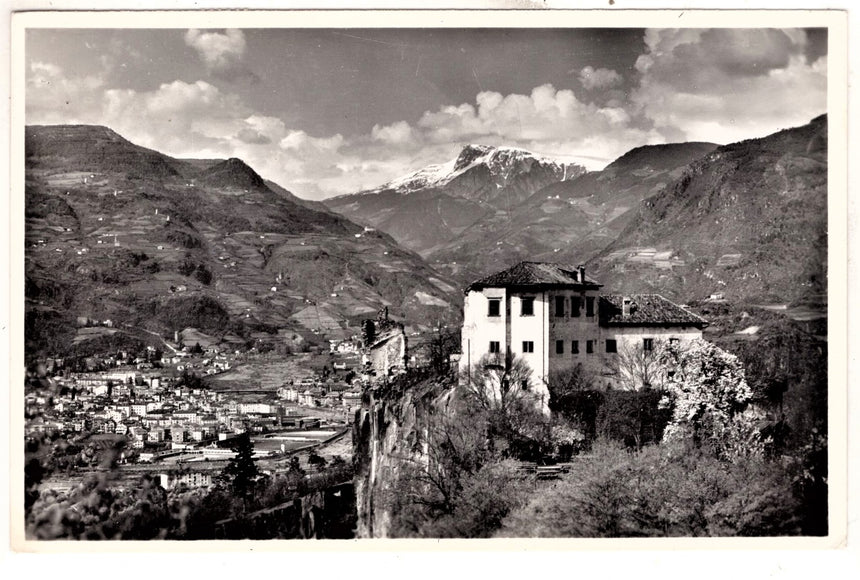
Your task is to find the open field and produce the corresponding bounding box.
[204,355,323,392]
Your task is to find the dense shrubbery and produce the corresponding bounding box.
[27,473,172,540]
[25,438,356,540]
[158,295,230,333]
[499,439,804,537]
[548,364,670,449]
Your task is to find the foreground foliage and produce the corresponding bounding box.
[499,439,807,538]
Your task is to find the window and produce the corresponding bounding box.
[522,341,534,353]
[586,340,594,354]
[521,379,529,390]
[521,297,534,316]
[571,340,579,354]
[669,337,680,346]
[489,341,500,354]
[571,297,581,317]
[643,338,654,351]
[606,339,617,353]
[555,340,564,354]
[488,299,501,317]
[554,296,565,317]
[586,296,595,317]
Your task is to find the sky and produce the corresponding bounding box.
[26,27,827,200]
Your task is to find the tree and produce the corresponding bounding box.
[462,353,553,457]
[424,325,459,375]
[190,342,203,355]
[288,455,305,476]
[308,452,327,471]
[219,433,266,511]
[608,338,671,391]
[464,352,539,419]
[24,458,46,515]
[659,339,762,459]
[361,319,376,346]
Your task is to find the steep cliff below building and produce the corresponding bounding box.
[352,372,456,538]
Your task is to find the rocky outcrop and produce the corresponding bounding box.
[352,373,455,538]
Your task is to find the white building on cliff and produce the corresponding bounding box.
[459,262,708,400]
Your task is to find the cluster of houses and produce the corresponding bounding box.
[24,367,336,457]
[63,342,234,376]
[277,377,362,411]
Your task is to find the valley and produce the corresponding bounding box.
[25,125,460,362]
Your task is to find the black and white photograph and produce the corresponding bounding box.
[9,8,847,550]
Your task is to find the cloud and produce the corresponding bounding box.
[632,28,826,144]
[184,29,258,83]
[235,115,287,144]
[371,120,417,145]
[26,62,106,125]
[578,66,622,91]
[100,80,251,157]
[408,83,659,167]
[184,29,246,71]
[24,28,827,200]
[236,128,271,145]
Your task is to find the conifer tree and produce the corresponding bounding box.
[219,433,264,510]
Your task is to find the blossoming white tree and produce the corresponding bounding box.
[659,339,763,459]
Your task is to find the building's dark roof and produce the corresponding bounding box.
[466,261,602,293]
[599,294,708,328]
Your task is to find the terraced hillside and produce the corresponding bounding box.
[586,115,828,306]
[24,125,461,360]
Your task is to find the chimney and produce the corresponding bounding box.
[578,264,586,283]
[622,297,632,318]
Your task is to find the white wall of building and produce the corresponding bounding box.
[509,291,547,385]
[460,288,508,373]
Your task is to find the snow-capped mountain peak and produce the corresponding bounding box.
[365,144,587,196]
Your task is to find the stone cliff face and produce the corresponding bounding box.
[352,374,455,538]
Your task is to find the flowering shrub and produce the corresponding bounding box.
[659,339,763,459]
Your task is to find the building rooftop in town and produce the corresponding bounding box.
[466,261,602,293]
[599,294,708,328]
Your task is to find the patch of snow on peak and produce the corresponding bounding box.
[374,158,457,194]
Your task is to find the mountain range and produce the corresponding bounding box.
[586,114,827,305]
[324,144,587,257]
[24,125,460,359]
[425,141,719,282]
[326,116,826,309]
[24,115,828,359]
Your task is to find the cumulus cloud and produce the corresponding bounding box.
[235,115,287,145]
[632,28,826,144]
[578,66,622,91]
[183,29,258,83]
[408,83,660,168]
[184,29,246,70]
[236,128,271,145]
[371,120,417,145]
[26,62,106,125]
